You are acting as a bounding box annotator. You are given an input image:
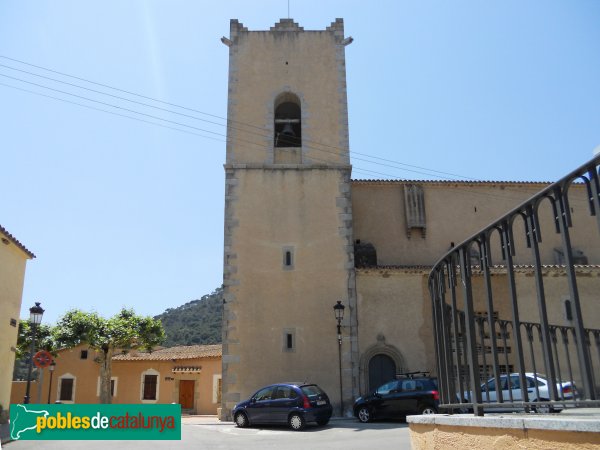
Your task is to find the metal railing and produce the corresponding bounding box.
[429,155,600,415]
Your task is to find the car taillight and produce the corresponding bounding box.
[303,395,311,409]
[432,390,439,401]
[563,386,572,394]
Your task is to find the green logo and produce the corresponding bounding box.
[10,404,181,440]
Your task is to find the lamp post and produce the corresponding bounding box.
[333,300,345,416]
[24,302,44,404]
[47,360,56,404]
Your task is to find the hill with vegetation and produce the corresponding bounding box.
[155,287,223,347]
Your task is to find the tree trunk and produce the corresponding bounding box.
[99,348,113,404]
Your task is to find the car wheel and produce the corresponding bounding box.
[533,400,554,414]
[234,412,248,428]
[419,405,437,415]
[357,406,371,423]
[288,413,306,431]
[316,418,330,426]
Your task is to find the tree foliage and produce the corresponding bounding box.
[53,308,165,403]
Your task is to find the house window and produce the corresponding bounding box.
[143,375,158,400]
[97,377,118,397]
[80,350,88,360]
[141,369,160,402]
[283,328,296,352]
[58,375,76,402]
[283,246,294,270]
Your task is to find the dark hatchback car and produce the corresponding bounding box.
[354,373,439,422]
[233,383,333,431]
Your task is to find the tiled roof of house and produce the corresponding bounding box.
[0,224,36,258]
[112,344,221,361]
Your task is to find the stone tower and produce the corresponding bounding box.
[221,18,358,419]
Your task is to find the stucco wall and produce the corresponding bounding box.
[409,422,600,450]
[10,345,222,414]
[0,232,31,409]
[351,181,599,267]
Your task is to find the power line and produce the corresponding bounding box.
[0,81,224,142]
[0,70,475,181]
[0,55,477,181]
[1,77,576,208]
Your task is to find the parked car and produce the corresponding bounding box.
[233,383,333,431]
[459,373,579,412]
[353,373,439,422]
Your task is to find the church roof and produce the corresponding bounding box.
[0,224,36,258]
[351,179,553,186]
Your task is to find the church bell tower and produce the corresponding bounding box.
[220,18,358,418]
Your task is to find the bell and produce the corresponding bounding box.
[281,122,296,137]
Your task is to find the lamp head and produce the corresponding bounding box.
[29,302,44,325]
[333,300,345,322]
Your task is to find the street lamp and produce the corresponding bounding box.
[24,302,44,404]
[333,300,345,416]
[47,360,56,404]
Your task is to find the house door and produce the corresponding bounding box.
[179,380,195,409]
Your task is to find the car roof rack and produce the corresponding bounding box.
[395,371,430,379]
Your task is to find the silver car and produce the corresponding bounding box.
[461,373,578,412]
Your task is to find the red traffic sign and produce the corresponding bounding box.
[33,350,53,369]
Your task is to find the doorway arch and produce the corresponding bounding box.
[359,336,406,395]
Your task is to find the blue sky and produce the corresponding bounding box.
[1,1,599,324]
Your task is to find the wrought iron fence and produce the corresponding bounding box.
[429,155,600,415]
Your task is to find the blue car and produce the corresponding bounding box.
[233,383,333,431]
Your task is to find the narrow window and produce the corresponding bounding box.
[282,246,294,270]
[60,378,74,401]
[143,375,158,400]
[283,328,296,352]
[565,299,573,321]
[80,350,88,360]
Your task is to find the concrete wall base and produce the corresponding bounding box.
[408,412,600,450]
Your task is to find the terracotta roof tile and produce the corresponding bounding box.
[0,224,35,258]
[112,344,221,361]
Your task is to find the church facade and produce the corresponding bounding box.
[219,18,600,418]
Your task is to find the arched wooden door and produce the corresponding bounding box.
[368,354,396,393]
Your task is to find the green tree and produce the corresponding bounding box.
[16,321,56,359]
[14,321,57,381]
[53,308,165,404]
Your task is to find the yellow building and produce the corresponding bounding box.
[220,18,600,419]
[11,344,222,415]
[0,224,35,411]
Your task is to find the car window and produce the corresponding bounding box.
[273,386,297,399]
[377,380,399,395]
[525,377,544,388]
[414,380,425,391]
[485,379,497,392]
[509,375,520,390]
[301,385,325,398]
[401,380,417,392]
[254,387,274,401]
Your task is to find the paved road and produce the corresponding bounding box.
[3,416,412,450]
